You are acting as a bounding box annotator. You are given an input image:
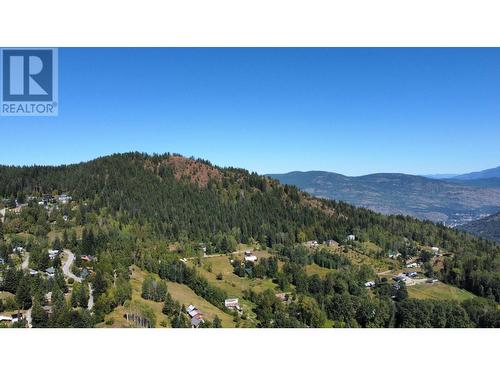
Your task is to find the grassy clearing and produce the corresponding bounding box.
[305,263,333,278]
[165,281,235,327]
[192,251,279,297]
[0,291,15,301]
[189,251,281,327]
[99,265,235,328]
[408,283,476,302]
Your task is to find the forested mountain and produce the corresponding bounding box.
[1,153,499,328]
[461,212,500,243]
[267,171,500,223]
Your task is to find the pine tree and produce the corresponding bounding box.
[15,274,32,310]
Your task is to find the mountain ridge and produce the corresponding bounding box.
[267,170,500,224]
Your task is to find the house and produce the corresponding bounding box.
[244,255,257,262]
[347,235,356,241]
[406,262,419,269]
[11,313,23,323]
[191,316,204,328]
[393,275,407,282]
[305,240,319,248]
[405,272,418,278]
[365,281,376,288]
[48,249,60,260]
[392,283,402,290]
[244,250,257,262]
[81,268,90,279]
[45,267,55,277]
[0,315,13,322]
[188,309,202,318]
[81,255,94,262]
[388,251,401,259]
[58,194,72,204]
[225,298,241,311]
[29,269,38,276]
[0,258,5,265]
[63,215,69,222]
[13,246,25,253]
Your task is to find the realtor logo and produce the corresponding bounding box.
[1,48,58,116]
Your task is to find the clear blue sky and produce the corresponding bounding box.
[1,48,499,176]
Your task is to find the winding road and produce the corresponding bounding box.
[62,250,93,311]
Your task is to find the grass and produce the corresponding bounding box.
[98,265,235,328]
[192,251,279,297]
[0,291,15,301]
[305,263,333,277]
[189,251,283,327]
[165,281,235,327]
[408,282,476,302]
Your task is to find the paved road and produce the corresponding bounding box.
[21,253,30,271]
[25,307,32,328]
[62,250,82,282]
[87,284,94,310]
[62,250,94,311]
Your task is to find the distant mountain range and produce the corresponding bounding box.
[268,166,500,225]
[424,166,500,181]
[452,166,500,181]
[460,212,500,243]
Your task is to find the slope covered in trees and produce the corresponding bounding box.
[1,152,499,310]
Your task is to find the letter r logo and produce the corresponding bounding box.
[2,49,53,101]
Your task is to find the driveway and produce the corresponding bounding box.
[21,253,30,271]
[62,250,94,311]
[62,249,82,282]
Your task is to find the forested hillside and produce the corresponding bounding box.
[461,212,500,243]
[1,152,499,328]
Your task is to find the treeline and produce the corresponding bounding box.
[244,243,500,328]
[138,255,228,310]
[1,152,499,302]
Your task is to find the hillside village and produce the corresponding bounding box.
[0,153,499,328]
[0,193,481,328]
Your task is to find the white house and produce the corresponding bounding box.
[245,255,257,262]
[58,194,72,204]
[225,298,242,311]
[48,249,60,260]
[365,281,376,288]
[347,235,356,241]
[0,315,13,322]
[244,250,257,262]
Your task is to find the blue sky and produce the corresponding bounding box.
[1,48,499,176]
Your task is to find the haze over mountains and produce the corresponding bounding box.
[268,165,500,226]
